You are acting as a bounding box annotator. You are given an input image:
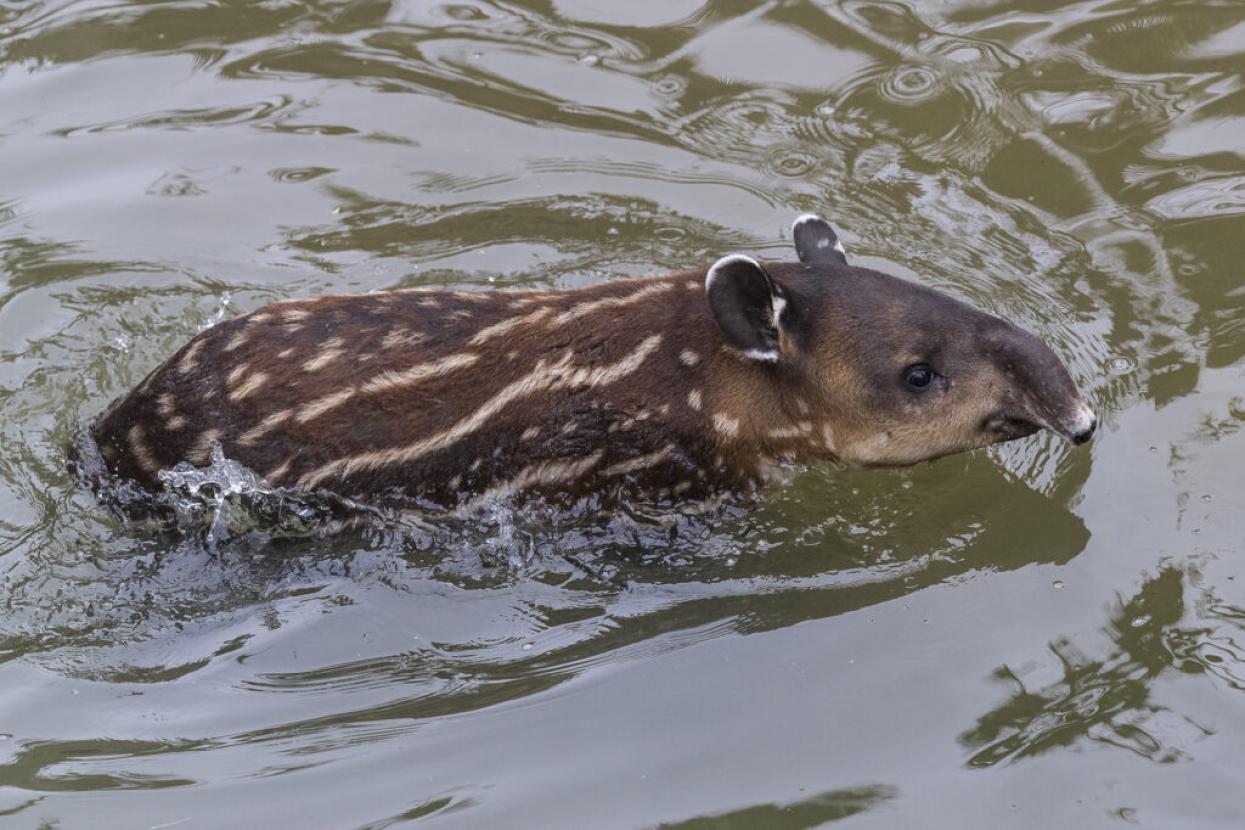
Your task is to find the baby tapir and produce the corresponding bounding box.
[90,215,1096,509]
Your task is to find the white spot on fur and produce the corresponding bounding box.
[277,347,295,358]
[548,283,672,328]
[855,433,893,463]
[298,336,663,488]
[742,349,780,362]
[303,337,345,372]
[601,445,673,478]
[509,295,546,309]
[283,309,311,322]
[470,307,553,345]
[266,457,293,483]
[680,349,700,367]
[382,327,426,351]
[225,331,250,352]
[455,451,604,514]
[521,426,540,441]
[167,415,187,431]
[794,214,847,254]
[559,335,664,387]
[157,393,176,417]
[713,413,740,437]
[228,373,268,401]
[771,293,787,326]
[226,363,250,387]
[251,312,272,323]
[188,429,222,465]
[297,390,355,423]
[127,424,158,474]
[277,352,478,427]
[241,409,292,445]
[687,389,702,411]
[361,352,479,395]
[177,339,205,375]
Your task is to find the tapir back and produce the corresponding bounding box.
[92,275,729,505]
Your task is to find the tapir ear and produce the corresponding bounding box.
[792,213,847,265]
[705,255,788,362]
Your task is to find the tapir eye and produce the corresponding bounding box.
[904,364,936,391]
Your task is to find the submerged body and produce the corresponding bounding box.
[91,216,1096,507]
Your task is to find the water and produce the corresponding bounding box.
[2,1,1244,826]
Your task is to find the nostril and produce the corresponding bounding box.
[1070,416,1097,445]
[1062,401,1097,446]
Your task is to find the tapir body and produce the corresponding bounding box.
[90,216,1095,508]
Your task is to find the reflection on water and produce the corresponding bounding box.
[961,568,1208,767]
[656,784,899,829]
[964,562,1245,770]
[2,0,1245,826]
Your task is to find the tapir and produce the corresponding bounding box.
[89,215,1096,508]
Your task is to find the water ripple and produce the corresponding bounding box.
[2,0,1244,823]
[51,96,295,137]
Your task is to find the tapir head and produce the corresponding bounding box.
[704,214,1096,466]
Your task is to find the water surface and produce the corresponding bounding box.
[2,0,1244,827]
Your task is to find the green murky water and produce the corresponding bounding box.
[2,0,1244,826]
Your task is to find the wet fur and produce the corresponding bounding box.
[95,274,805,506]
[91,219,1092,508]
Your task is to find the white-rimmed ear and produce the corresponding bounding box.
[792,213,847,265]
[705,255,787,362]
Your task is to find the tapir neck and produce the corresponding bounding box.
[697,345,840,477]
[641,279,837,482]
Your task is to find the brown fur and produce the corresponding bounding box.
[95,276,778,506]
[91,243,1093,508]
